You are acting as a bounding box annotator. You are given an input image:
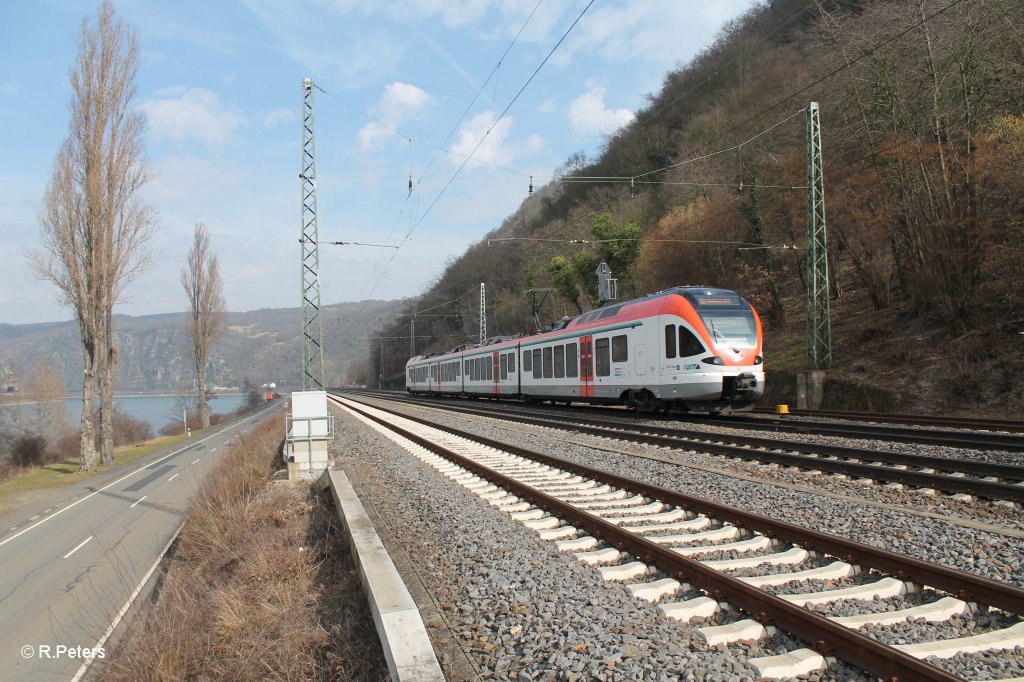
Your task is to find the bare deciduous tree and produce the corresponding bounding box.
[181,223,226,429]
[29,0,155,471]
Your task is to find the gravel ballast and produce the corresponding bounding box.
[329,397,1023,681]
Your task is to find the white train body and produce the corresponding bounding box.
[405,286,765,413]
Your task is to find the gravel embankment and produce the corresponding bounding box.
[386,400,1024,568]
[330,404,877,681]
[330,399,1024,680]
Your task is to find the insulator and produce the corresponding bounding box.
[529,175,533,195]
[408,174,413,194]
[629,177,635,198]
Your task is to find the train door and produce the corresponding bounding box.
[579,335,594,398]
[492,352,501,395]
[635,345,647,376]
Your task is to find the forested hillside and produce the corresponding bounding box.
[374,0,1024,415]
[0,299,401,392]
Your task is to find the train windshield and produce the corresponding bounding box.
[681,290,758,349]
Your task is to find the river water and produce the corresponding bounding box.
[3,394,248,432]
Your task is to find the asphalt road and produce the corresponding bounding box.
[0,401,283,681]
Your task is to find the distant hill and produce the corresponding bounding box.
[0,300,404,392]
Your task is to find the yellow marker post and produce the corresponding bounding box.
[776,404,790,415]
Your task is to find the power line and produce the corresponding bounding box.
[634,0,969,183]
[634,108,804,180]
[363,0,595,299]
[355,1,547,299]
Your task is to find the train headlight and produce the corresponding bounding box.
[754,355,763,365]
[701,356,724,366]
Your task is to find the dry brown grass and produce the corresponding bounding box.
[101,414,388,681]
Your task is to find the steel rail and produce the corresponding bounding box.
[711,413,1024,451]
[335,396,987,682]
[753,407,1024,434]
[392,395,1024,480]
[339,391,1024,502]
[348,390,1024,451]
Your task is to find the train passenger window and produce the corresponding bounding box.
[522,349,532,372]
[465,360,470,374]
[612,335,628,362]
[456,362,460,377]
[543,347,553,378]
[595,338,610,376]
[532,349,542,379]
[554,345,565,378]
[665,324,677,359]
[508,353,515,373]
[470,359,476,381]
[500,354,508,380]
[679,327,706,357]
[486,358,493,380]
[566,343,578,378]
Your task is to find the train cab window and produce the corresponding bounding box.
[522,349,532,372]
[679,327,706,357]
[508,353,515,374]
[543,347,553,378]
[554,345,565,378]
[665,324,677,359]
[532,349,542,379]
[566,343,578,378]
[595,338,611,376]
[612,334,628,363]
[500,354,508,380]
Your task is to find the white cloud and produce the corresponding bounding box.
[140,87,246,148]
[449,111,544,167]
[357,82,433,150]
[377,82,433,122]
[262,107,294,128]
[568,86,634,136]
[558,1,753,67]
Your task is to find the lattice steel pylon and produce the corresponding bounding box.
[805,101,832,369]
[300,77,325,390]
[479,283,486,343]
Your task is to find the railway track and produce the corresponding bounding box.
[752,407,1024,434]
[353,390,1024,452]
[331,393,1024,681]
[339,391,1024,504]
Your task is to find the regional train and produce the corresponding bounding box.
[405,286,764,414]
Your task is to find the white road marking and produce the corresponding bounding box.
[63,536,93,559]
[167,473,179,482]
[71,522,185,682]
[0,402,279,550]
[29,515,39,521]
[191,458,200,465]
[210,448,216,453]
[130,496,147,508]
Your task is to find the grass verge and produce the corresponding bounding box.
[0,432,189,518]
[101,414,389,681]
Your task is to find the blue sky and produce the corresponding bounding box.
[0,0,756,325]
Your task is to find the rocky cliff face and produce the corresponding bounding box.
[0,299,403,391]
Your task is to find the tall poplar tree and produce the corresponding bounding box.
[181,223,226,429]
[31,0,155,470]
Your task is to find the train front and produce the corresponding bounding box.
[667,288,765,413]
